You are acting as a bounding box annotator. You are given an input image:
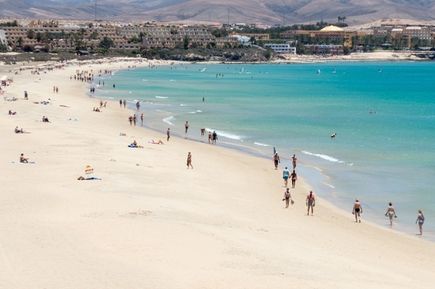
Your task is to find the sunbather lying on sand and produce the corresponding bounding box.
[14,126,24,133]
[77,176,102,180]
[149,139,164,145]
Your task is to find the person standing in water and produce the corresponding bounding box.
[352,199,363,223]
[416,210,425,235]
[184,121,189,136]
[186,152,193,169]
[212,131,218,144]
[282,188,292,208]
[273,152,280,170]
[385,202,397,227]
[282,167,290,187]
[140,113,144,126]
[136,101,140,110]
[292,154,297,169]
[166,128,171,141]
[306,191,315,216]
[290,169,297,188]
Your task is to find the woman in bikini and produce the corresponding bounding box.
[385,202,397,227]
[186,152,193,169]
[416,210,425,235]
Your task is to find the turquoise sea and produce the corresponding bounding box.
[96,62,435,239]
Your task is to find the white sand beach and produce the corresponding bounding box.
[0,59,434,289]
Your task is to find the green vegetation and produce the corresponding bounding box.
[183,36,189,50]
[0,20,18,27]
[98,36,114,53]
[27,30,35,39]
[0,42,8,52]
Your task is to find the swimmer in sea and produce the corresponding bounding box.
[185,121,189,136]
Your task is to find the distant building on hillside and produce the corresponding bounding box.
[281,25,355,48]
[236,33,270,41]
[0,22,238,52]
[304,44,344,55]
[264,43,296,54]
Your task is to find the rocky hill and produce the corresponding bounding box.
[1,0,435,25]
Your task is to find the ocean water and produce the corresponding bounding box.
[96,62,435,239]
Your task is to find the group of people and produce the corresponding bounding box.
[281,154,298,189]
[281,189,315,215]
[278,154,426,235]
[128,113,144,126]
[119,99,127,108]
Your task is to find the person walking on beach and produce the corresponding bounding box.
[416,210,425,235]
[119,99,122,107]
[123,100,126,108]
[140,113,144,126]
[128,116,133,126]
[186,152,193,169]
[273,152,280,170]
[306,191,315,216]
[282,167,290,187]
[385,202,397,227]
[352,199,363,223]
[292,154,297,169]
[167,128,171,141]
[208,132,212,144]
[133,115,137,126]
[282,188,293,208]
[212,131,218,144]
[290,170,297,188]
[185,121,189,136]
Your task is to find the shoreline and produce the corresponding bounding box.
[1,50,434,68]
[1,58,434,288]
[99,61,434,241]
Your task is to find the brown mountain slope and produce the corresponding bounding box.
[0,0,434,25]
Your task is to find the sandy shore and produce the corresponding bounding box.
[0,58,434,289]
[275,51,426,63]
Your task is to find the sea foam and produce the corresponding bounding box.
[206,128,243,141]
[163,116,175,126]
[302,150,344,164]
